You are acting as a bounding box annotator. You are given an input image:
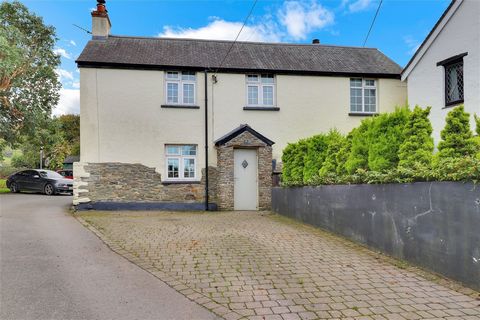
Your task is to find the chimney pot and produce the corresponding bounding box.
[312,39,320,44]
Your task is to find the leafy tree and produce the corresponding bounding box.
[318,129,345,177]
[58,114,80,155]
[398,106,434,169]
[0,1,61,147]
[11,115,79,170]
[437,105,477,159]
[303,134,329,182]
[368,107,410,171]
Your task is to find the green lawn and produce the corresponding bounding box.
[0,179,10,194]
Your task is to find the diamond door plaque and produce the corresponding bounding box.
[242,160,249,168]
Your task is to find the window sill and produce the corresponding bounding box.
[162,180,201,185]
[348,112,378,117]
[161,104,200,109]
[443,100,464,109]
[243,106,280,111]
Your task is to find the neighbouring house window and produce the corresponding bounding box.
[444,60,464,106]
[165,145,197,180]
[246,74,275,107]
[350,78,377,113]
[165,71,196,105]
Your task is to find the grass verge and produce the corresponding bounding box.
[0,179,9,194]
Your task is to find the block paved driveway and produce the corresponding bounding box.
[78,210,480,320]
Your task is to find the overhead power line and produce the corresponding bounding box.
[217,0,259,70]
[362,0,383,47]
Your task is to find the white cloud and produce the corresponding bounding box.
[53,47,72,59]
[55,68,74,82]
[71,81,80,89]
[404,35,420,55]
[159,18,281,42]
[278,1,334,40]
[70,40,77,46]
[342,0,374,13]
[53,89,80,116]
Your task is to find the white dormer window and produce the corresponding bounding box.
[350,78,377,114]
[165,71,196,105]
[246,74,275,107]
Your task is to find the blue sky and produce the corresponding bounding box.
[21,0,451,115]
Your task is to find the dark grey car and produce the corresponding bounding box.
[6,169,73,195]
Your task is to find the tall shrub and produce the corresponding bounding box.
[319,129,345,177]
[475,114,480,135]
[303,134,329,182]
[398,106,434,169]
[368,107,410,172]
[281,142,297,183]
[281,139,308,184]
[336,131,353,176]
[437,105,477,159]
[345,118,372,174]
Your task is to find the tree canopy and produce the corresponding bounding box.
[0,1,61,145]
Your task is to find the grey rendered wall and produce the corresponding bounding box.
[272,182,480,291]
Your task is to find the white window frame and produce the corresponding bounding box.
[165,145,198,181]
[350,78,377,114]
[245,74,276,107]
[165,71,196,105]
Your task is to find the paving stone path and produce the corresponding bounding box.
[78,211,480,320]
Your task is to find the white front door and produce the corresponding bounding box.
[234,149,258,210]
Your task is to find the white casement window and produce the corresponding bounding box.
[165,145,197,180]
[246,74,275,107]
[350,78,377,113]
[165,71,196,105]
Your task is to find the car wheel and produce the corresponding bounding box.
[44,183,55,196]
[9,182,20,193]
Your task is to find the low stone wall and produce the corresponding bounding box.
[272,182,480,291]
[73,162,217,210]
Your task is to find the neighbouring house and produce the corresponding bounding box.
[63,156,80,170]
[402,0,480,143]
[73,0,407,211]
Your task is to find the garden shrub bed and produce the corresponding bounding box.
[281,106,480,186]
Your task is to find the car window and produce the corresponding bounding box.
[25,170,38,177]
[39,170,63,179]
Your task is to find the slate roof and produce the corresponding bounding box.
[215,124,275,146]
[76,36,402,78]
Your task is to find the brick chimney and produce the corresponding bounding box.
[91,0,111,39]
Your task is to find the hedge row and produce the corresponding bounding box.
[281,105,480,186]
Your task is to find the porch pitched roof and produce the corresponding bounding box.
[215,124,275,147]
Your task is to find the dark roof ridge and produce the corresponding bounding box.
[107,34,379,50]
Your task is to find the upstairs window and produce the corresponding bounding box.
[350,78,377,114]
[165,145,197,180]
[246,74,275,107]
[165,71,196,105]
[443,58,464,107]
